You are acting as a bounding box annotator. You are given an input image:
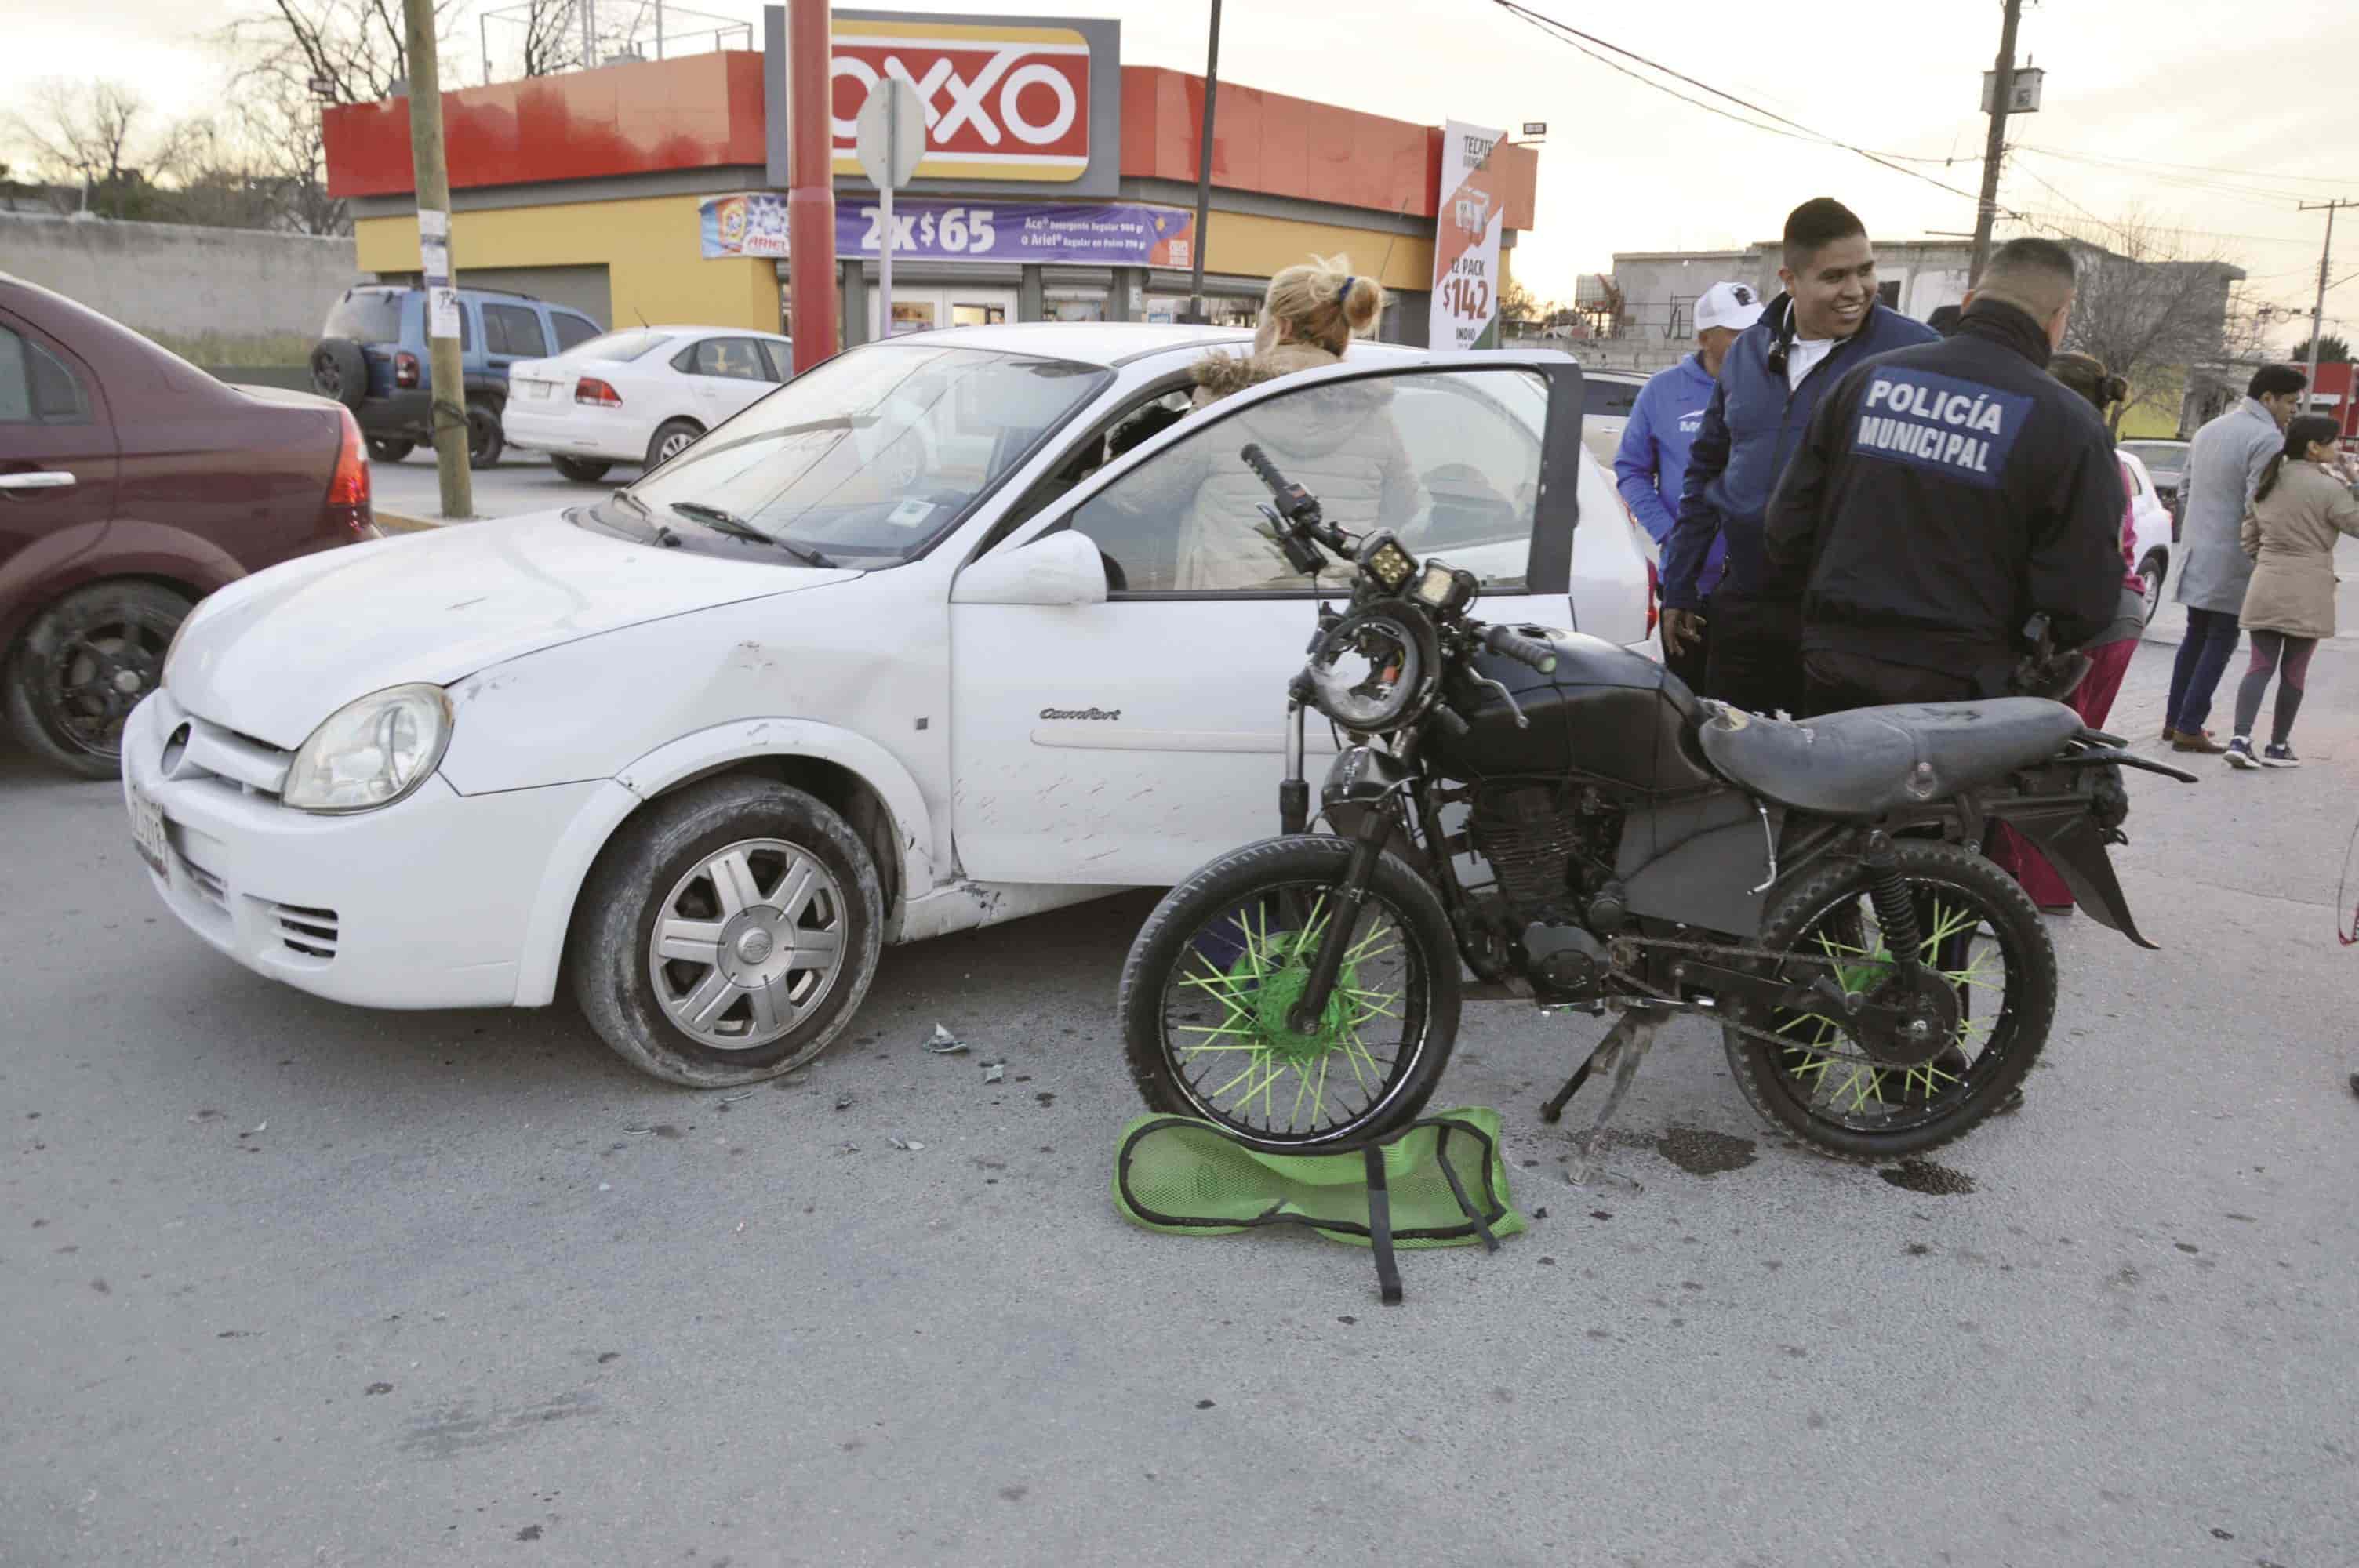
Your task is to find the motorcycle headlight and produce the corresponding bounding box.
[282,684,452,814]
[1305,608,1434,733]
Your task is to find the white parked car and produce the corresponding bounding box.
[500,325,794,483]
[2117,447,2174,624]
[127,325,1656,1087]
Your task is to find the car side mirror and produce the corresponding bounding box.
[950,529,1112,608]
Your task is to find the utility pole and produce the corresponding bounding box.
[2298,198,2354,401]
[1186,0,1223,324]
[1968,0,2024,289]
[403,0,472,521]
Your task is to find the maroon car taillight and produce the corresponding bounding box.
[575,376,623,408]
[394,351,420,389]
[328,405,373,537]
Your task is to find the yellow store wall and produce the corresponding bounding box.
[354,193,779,332]
[1198,210,1434,293]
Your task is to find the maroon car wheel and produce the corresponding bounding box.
[4,581,189,779]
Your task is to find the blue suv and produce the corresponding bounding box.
[310,285,602,467]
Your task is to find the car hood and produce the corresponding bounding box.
[167,510,855,749]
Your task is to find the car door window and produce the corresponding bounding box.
[690,338,769,382]
[0,326,91,424]
[1067,367,1546,596]
[482,303,549,359]
[551,312,601,353]
[758,341,794,383]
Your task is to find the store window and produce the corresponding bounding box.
[1141,293,1260,328]
[1045,289,1107,324]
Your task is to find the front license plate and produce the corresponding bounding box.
[129,786,169,880]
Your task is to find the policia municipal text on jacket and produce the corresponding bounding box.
[1761,239,2125,714]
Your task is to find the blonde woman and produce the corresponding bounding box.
[1172,256,1419,590]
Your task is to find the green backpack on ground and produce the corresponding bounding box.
[1112,1107,1528,1304]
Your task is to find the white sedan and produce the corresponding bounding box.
[501,325,794,483]
[127,325,1656,1087]
[2117,447,2174,624]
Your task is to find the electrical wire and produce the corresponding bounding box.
[1488,0,2029,220]
[2016,143,2358,189]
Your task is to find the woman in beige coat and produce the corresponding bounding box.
[2224,415,2359,768]
[1171,256,1418,590]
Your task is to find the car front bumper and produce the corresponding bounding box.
[122,690,600,1010]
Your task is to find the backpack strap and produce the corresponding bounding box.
[1432,1123,1501,1253]
[1364,1144,1403,1305]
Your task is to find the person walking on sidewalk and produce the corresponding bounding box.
[2165,365,2309,750]
[2222,415,2359,769]
[1612,280,1765,691]
[1659,198,1939,718]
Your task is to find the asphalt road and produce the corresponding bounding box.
[370,447,621,528]
[5,615,2357,1567]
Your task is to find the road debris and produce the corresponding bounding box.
[889,1137,925,1152]
[925,1023,969,1054]
[983,1063,1005,1084]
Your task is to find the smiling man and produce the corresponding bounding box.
[1659,198,1939,717]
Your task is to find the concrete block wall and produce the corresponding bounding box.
[0,214,361,361]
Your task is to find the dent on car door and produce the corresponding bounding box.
[0,315,119,592]
[944,360,1574,886]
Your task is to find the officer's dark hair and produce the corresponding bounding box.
[2248,365,2309,401]
[2255,413,2343,503]
[1975,238,2079,320]
[1781,198,1866,273]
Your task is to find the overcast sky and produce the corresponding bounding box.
[9,0,2354,345]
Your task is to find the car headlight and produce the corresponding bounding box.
[282,684,453,814]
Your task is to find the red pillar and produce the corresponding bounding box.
[787,0,838,372]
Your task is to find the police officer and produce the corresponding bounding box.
[1761,236,2125,713]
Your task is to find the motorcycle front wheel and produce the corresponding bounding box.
[1725,838,2057,1163]
[1118,835,1461,1152]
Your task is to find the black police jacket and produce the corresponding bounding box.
[1761,298,2126,684]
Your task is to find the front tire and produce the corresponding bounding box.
[366,437,415,463]
[1725,838,2056,1163]
[1118,835,1460,1152]
[4,581,189,779]
[568,776,884,1087]
[2138,552,2167,625]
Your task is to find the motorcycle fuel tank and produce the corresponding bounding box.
[1429,629,1717,794]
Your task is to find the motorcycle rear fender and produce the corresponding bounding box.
[1997,797,2157,949]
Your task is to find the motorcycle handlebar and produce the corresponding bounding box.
[1240,443,1292,499]
[1482,624,1558,674]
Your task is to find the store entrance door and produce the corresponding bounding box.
[871,286,1020,339]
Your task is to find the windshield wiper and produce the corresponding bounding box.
[605,488,681,546]
[667,501,836,568]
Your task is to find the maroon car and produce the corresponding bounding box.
[1,274,373,778]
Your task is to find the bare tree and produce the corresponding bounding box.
[5,79,207,218]
[2045,213,2248,435]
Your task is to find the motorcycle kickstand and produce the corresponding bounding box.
[1561,1007,1668,1194]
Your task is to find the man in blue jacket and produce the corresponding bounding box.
[1659,198,1939,717]
[1614,279,1764,690]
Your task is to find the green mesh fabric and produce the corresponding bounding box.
[1112,1107,1527,1250]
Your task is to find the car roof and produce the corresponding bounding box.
[874,321,1252,367]
[638,325,790,340]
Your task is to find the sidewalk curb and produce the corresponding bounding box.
[375,509,473,535]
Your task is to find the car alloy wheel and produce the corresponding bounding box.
[660,430,696,462]
[645,837,849,1050]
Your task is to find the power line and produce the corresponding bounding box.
[1488,0,2029,220]
[2016,143,2357,188]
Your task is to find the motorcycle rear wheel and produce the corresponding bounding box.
[1119,835,1460,1153]
[1725,838,2056,1163]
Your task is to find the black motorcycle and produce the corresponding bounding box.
[1118,446,2194,1166]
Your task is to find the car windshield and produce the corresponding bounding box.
[569,329,671,363]
[323,289,405,343]
[2122,442,2185,474]
[615,342,1108,565]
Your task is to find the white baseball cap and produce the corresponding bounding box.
[1696,281,1766,335]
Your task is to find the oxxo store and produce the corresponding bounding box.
[323,8,1538,347]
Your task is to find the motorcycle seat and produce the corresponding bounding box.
[1695,697,2082,819]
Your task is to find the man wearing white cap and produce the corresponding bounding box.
[1613,280,1765,689]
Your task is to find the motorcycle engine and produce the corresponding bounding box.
[1467,782,1622,919]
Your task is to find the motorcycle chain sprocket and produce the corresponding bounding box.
[1597,932,1939,1069]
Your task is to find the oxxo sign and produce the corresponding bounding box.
[830,20,1092,183]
